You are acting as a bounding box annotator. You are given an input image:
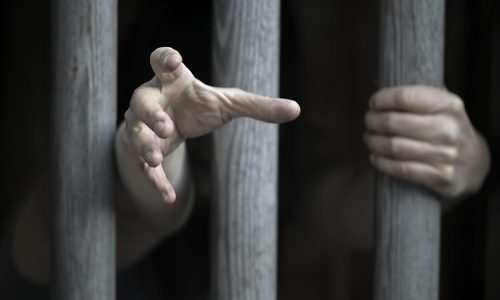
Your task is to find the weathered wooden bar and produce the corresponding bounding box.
[374,1,445,299]
[211,0,280,299]
[50,0,117,298]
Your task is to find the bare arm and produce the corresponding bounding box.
[114,125,194,268]
[11,47,300,283]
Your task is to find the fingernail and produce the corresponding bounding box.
[163,54,181,72]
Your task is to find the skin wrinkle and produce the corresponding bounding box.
[365,85,490,203]
[124,47,299,203]
[13,44,489,286]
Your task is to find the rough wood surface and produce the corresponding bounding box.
[211,0,280,299]
[374,1,444,299]
[50,0,117,299]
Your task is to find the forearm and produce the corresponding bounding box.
[115,122,194,268]
[11,125,195,283]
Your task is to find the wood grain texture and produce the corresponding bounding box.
[211,0,280,299]
[50,0,117,299]
[374,1,444,299]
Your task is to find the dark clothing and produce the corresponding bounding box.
[0,180,211,300]
[1,0,499,299]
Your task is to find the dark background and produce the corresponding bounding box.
[1,0,499,299]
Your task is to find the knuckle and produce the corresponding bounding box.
[442,123,460,145]
[124,109,133,123]
[396,88,413,107]
[130,88,146,108]
[137,137,157,155]
[132,87,145,99]
[448,93,465,114]
[130,124,143,136]
[438,165,455,186]
[150,47,164,59]
[418,117,435,134]
[145,109,161,123]
[225,88,244,101]
[443,147,458,163]
[140,160,149,172]
[219,108,233,124]
[388,138,401,157]
[370,88,386,109]
[140,144,155,157]
[384,113,398,131]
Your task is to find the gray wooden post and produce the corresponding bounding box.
[211,0,280,299]
[50,0,117,298]
[374,1,445,299]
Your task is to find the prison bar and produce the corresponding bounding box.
[211,0,280,299]
[50,0,117,298]
[374,0,445,299]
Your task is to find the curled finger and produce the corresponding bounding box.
[365,111,459,145]
[364,133,458,164]
[141,159,177,204]
[370,154,455,192]
[370,85,464,115]
[130,86,174,138]
[125,109,163,167]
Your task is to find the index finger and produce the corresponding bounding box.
[219,87,301,123]
[370,85,464,115]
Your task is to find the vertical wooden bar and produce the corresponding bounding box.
[374,1,444,300]
[211,0,280,299]
[50,0,117,298]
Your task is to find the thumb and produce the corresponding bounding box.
[149,47,186,85]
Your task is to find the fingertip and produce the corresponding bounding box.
[276,99,301,123]
[167,191,176,204]
[161,192,170,203]
[162,188,176,204]
[163,53,182,73]
[150,47,184,80]
[288,100,301,119]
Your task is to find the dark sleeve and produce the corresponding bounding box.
[0,203,49,300]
